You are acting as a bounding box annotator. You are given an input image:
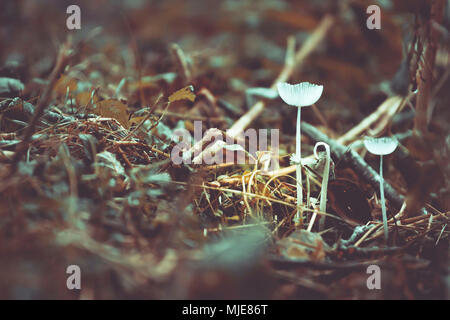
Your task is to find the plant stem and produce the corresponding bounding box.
[295,107,303,225]
[379,155,388,241]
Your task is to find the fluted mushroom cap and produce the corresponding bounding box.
[277,82,323,107]
[363,137,398,155]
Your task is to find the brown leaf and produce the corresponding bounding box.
[168,85,195,103]
[53,75,77,96]
[277,230,329,262]
[91,99,129,129]
[75,91,99,106]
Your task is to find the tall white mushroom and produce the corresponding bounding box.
[363,136,399,241]
[277,82,324,225]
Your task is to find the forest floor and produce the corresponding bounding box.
[0,0,448,299]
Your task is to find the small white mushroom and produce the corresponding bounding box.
[277,82,324,225]
[363,136,398,241]
[363,136,398,155]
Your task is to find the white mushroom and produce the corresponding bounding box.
[363,136,398,241]
[363,137,398,155]
[277,82,324,225]
[277,82,324,107]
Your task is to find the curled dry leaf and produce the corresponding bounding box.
[168,85,196,103]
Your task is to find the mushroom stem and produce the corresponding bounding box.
[379,155,388,241]
[295,107,303,225]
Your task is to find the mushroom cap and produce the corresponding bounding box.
[277,82,323,107]
[363,136,398,155]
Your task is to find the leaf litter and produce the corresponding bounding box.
[0,0,448,299]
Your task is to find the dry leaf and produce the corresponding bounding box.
[53,75,77,96]
[129,116,146,127]
[277,230,329,262]
[91,99,129,128]
[168,85,195,103]
[76,91,99,106]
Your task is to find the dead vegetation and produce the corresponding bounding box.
[0,0,448,299]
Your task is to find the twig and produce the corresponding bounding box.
[170,43,192,85]
[354,224,380,247]
[10,39,73,170]
[435,224,446,246]
[153,110,223,123]
[121,93,163,141]
[337,95,404,145]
